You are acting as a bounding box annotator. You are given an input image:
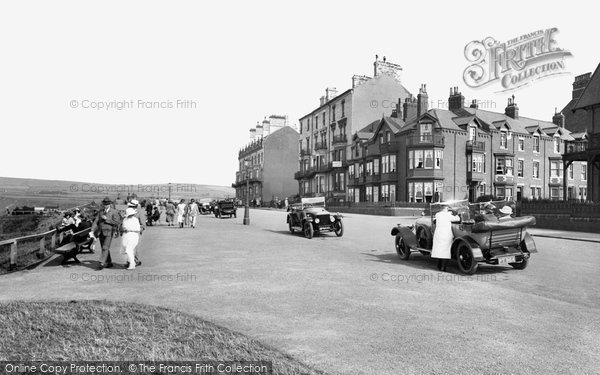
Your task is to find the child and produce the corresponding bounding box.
[120,207,141,270]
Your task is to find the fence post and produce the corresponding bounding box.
[9,241,17,270]
[39,236,46,259]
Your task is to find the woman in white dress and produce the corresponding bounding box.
[120,207,141,270]
[177,199,187,228]
[431,204,460,272]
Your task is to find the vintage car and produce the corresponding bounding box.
[390,200,537,274]
[287,197,343,239]
[213,199,237,218]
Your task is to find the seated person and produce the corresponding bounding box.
[498,206,514,221]
[474,203,498,223]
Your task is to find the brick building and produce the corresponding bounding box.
[295,56,415,202]
[347,87,587,203]
[233,124,299,206]
[563,62,600,202]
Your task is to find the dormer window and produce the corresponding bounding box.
[533,135,540,153]
[554,135,560,153]
[419,123,432,142]
[469,126,476,141]
[500,131,508,149]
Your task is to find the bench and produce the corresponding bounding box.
[53,227,94,265]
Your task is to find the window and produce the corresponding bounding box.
[381,156,389,174]
[379,134,384,144]
[533,161,540,179]
[550,187,561,200]
[419,123,432,141]
[390,155,396,172]
[495,187,505,199]
[424,150,434,169]
[435,182,443,202]
[335,172,345,191]
[415,150,424,168]
[500,131,507,149]
[554,136,560,153]
[568,164,573,180]
[533,136,540,152]
[366,161,373,176]
[348,164,355,178]
[472,154,485,173]
[424,182,433,202]
[518,138,524,151]
[358,163,364,176]
[317,176,325,194]
[469,126,476,141]
[386,131,391,142]
[390,184,396,202]
[505,188,513,201]
[579,187,587,200]
[348,188,354,202]
[373,186,379,202]
[415,183,423,202]
[373,159,380,175]
[408,183,414,202]
[315,115,318,128]
[381,185,389,202]
[506,158,513,175]
[496,158,513,175]
[582,162,587,180]
[408,151,414,170]
[341,100,345,118]
[332,105,336,122]
[366,186,373,202]
[517,159,524,177]
[550,161,560,177]
[322,112,326,127]
[354,188,360,203]
[435,150,443,169]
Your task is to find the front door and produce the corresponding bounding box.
[517,186,523,201]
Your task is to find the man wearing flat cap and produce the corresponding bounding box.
[90,197,121,270]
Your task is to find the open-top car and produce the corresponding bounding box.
[214,199,237,218]
[287,197,343,239]
[390,200,537,274]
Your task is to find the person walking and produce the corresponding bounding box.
[90,197,121,270]
[120,207,141,270]
[188,199,199,228]
[431,204,460,272]
[126,199,144,267]
[177,199,187,228]
[166,200,176,226]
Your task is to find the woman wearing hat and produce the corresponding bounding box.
[120,207,141,270]
[498,205,514,221]
[177,199,187,228]
[431,204,461,272]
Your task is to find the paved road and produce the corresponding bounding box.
[1,210,599,374]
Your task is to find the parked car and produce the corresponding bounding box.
[287,197,343,239]
[390,200,537,274]
[199,202,212,214]
[214,199,237,218]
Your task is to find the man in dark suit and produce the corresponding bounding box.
[90,197,121,270]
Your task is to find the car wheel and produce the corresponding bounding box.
[395,236,411,260]
[510,256,529,270]
[289,220,295,233]
[417,228,430,249]
[334,220,344,237]
[456,243,478,275]
[303,223,314,239]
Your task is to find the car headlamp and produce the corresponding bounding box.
[330,215,335,222]
[315,218,320,224]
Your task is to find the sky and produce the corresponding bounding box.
[0,0,598,187]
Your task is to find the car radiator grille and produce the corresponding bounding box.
[489,228,522,249]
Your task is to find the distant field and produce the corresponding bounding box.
[0,176,235,215]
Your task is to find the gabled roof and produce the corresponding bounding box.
[573,62,600,110]
[371,116,405,138]
[525,125,548,136]
[570,131,587,140]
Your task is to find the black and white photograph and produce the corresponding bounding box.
[1,1,599,374]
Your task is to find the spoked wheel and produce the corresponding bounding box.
[456,243,478,275]
[303,222,314,239]
[510,255,529,270]
[334,220,344,237]
[395,236,411,260]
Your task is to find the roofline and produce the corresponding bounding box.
[299,88,353,121]
[573,62,600,111]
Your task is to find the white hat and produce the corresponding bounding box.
[128,199,139,207]
[499,206,513,215]
[125,207,137,217]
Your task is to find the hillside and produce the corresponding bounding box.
[0,176,235,213]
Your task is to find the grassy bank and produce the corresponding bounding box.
[0,300,326,375]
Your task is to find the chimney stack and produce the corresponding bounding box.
[470,99,478,109]
[505,95,519,119]
[393,98,403,120]
[403,95,418,122]
[373,54,402,82]
[573,73,591,100]
[249,127,256,140]
[325,87,338,101]
[552,108,565,128]
[417,84,429,117]
[448,86,465,111]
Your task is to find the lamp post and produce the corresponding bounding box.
[243,158,250,225]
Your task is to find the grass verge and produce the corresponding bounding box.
[0,300,326,375]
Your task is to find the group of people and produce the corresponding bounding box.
[88,197,143,271]
[165,199,200,228]
[431,202,513,272]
